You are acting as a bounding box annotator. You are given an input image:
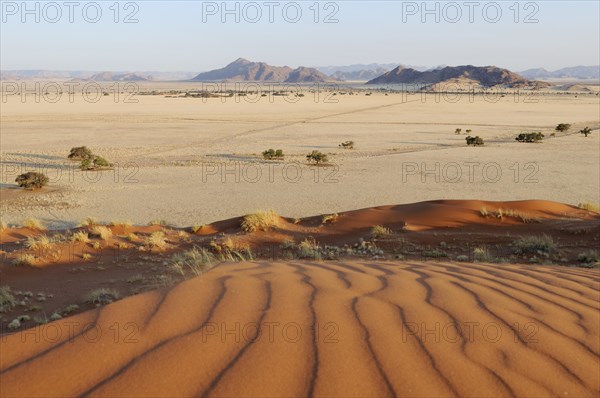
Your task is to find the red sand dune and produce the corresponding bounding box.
[1,260,599,397]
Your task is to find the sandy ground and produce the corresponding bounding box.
[1,259,598,397]
[1,85,598,228]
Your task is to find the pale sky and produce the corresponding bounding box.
[1,1,598,71]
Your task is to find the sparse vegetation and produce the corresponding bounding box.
[22,218,46,230]
[306,150,328,165]
[578,202,600,213]
[371,225,392,238]
[71,231,90,243]
[297,238,321,259]
[465,136,484,146]
[241,210,279,232]
[170,246,216,276]
[68,146,93,160]
[0,286,16,313]
[15,172,49,189]
[454,128,462,135]
[80,156,113,170]
[85,288,119,305]
[25,235,52,251]
[13,254,36,266]
[579,127,592,137]
[78,217,98,227]
[91,225,113,240]
[262,148,284,160]
[513,234,556,255]
[147,231,168,249]
[191,224,204,233]
[473,247,495,262]
[515,132,544,143]
[577,250,598,265]
[339,141,355,149]
[321,213,339,224]
[555,123,571,133]
[0,221,7,232]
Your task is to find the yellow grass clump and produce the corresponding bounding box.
[91,226,113,240]
[23,218,46,231]
[241,210,280,232]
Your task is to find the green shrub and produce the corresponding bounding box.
[68,146,93,160]
[577,250,598,264]
[513,234,556,254]
[306,150,328,165]
[555,123,571,132]
[80,156,113,170]
[15,172,49,189]
[465,136,484,146]
[262,149,284,160]
[515,132,544,143]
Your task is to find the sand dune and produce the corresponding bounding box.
[1,260,598,397]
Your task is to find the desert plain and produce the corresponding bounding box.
[0,83,599,397]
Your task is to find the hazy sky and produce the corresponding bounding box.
[1,1,599,71]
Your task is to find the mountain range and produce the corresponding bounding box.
[519,66,599,80]
[366,65,550,89]
[191,58,335,83]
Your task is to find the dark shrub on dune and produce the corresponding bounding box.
[15,172,49,189]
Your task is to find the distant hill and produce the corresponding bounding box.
[191,58,336,83]
[331,68,389,81]
[520,66,600,80]
[89,72,149,82]
[0,70,197,81]
[367,65,550,89]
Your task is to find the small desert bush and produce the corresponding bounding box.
[68,146,93,160]
[80,156,112,170]
[298,238,321,259]
[241,210,279,232]
[339,140,354,149]
[579,127,592,137]
[22,218,46,230]
[85,288,119,305]
[13,254,36,266]
[71,231,90,243]
[91,226,113,240]
[217,248,254,263]
[578,202,600,213]
[465,136,484,146]
[149,219,167,226]
[191,224,203,233]
[0,221,8,232]
[555,123,571,133]
[171,247,216,276]
[371,225,392,238]
[147,231,168,249]
[577,250,598,264]
[515,132,544,143]
[513,234,556,254]
[480,207,489,217]
[322,213,339,224]
[82,253,92,261]
[0,286,16,313]
[306,150,328,165]
[15,172,49,189]
[262,149,284,160]
[473,247,494,262]
[126,233,138,242]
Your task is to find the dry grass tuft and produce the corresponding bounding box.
[0,221,8,232]
[241,210,280,232]
[78,217,98,227]
[0,286,16,313]
[147,231,168,249]
[25,235,53,251]
[13,254,36,266]
[371,225,392,238]
[578,202,600,213]
[71,231,90,243]
[91,226,113,240]
[321,213,339,224]
[513,234,556,254]
[85,288,119,305]
[23,218,46,231]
